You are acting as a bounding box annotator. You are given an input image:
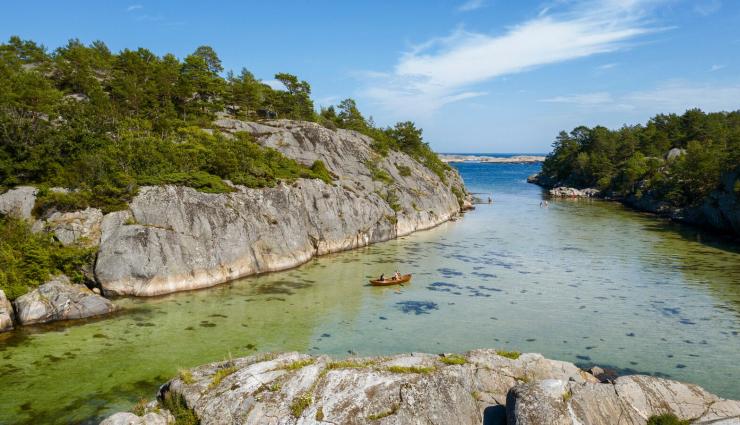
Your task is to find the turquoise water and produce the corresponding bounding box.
[1,162,739,424]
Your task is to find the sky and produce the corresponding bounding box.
[1,0,739,153]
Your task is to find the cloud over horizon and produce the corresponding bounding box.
[360,0,663,117]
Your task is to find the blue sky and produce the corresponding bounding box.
[2,0,739,153]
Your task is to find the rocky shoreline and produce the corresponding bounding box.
[527,172,740,237]
[438,154,546,164]
[0,119,470,331]
[100,349,740,425]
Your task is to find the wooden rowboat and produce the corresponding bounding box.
[369,274,412,286]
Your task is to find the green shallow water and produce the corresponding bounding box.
[1,162,739,424]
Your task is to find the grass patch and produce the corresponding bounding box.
[290,392,312,418]
[647,414,691,425]
[131,398,148,416]
[160,391,199,425]
[366,161,395,185]
[315,406,324,421]
[440,354,467,365]
[327,359,377,370]
[269,381,281,392]
[396,164,412,177]
[0,216,96,300]
[178,369,194,385]
[387,365,435,374]
[283,358,315,371]
[367,403,399,420]
[208,366,238,389]
[562,389,573,402]
[496,350,521,360]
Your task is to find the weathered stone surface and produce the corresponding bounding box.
[99,411,173,425]
[97,120,467,296]
[0,186,37,219]
[43,207,104,246]
[507,374,740,425]
[13,275,116,325]
[549,186,600,198]
[0,289,14,332]
[101,350,740,425]
[666,147,686,161]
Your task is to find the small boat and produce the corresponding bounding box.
[369,274,412,286]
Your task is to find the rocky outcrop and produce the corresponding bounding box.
[0,186,37,219]
[12,275,116,325]
[0,289,14,332]
[96,120,466,296]
[549,187,600,198]
[508,375,740,425]
[101,350,740,425]
[40,207,104,246]
[99,411,173,425]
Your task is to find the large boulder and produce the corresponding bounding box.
[506,375,740,425]
[42,207,103,246]
[0,186,37,219]
[12,275,116,325]
[99,411,173,425]
[0,289,14,332]
[549,187,600,198]
[96,120,466,296]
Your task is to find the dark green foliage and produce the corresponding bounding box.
[541,109,740,208]
[0,216,95,300]
[160,392,199,425]
[646,413,690,425]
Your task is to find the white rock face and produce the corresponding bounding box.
[549,187,600,198]
[0,186,38,219]
[13,275,117,325]
[43,207,104,246]
[0,289,14,332]
[99,411,173,425]
[96,120,466,296]
[101,350,740,425]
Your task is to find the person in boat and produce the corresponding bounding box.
[394,271,401,280]
[379,273,385,281]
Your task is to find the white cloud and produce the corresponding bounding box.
[597,62,618,69]
[540,92,614,105]
[126,4,143,12]
[540,81,740,113]
[263,79,287,91]
[458,0,486,12]
[361,0,663,117]
[710,64,725,72]
[694,0,721,16]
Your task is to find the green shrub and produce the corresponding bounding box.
[290,392,312,418]
[440,354,467,365]
[160,392,199,425]
[496,350,521,360]
[386,366,435,374]
[396,164,412,177]
[646,413,690,425]
[283,358,315,370]
[0,217,94,300]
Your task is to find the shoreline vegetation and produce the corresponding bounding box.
[529,109,740,237]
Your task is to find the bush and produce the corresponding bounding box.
[0,216,94,300]
[646,413,690,425]
[160,392,199,425]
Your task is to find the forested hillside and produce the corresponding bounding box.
[540,109,740,209]
[0,36,449,214]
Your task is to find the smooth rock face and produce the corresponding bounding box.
[13,275,116,325]
[0,186,37,219]
[96,120,466,296]
[43,207,103,246]
[102,350,740,425]
[0,289,14,332]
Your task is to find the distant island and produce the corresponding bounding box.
[438,154,546,163]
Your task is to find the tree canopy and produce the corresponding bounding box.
[540,109,740,208]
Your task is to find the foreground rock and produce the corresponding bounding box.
[0,186,37,219]
[100,411,173,425]
[96,120,467,296]
[40,207,104,246]
[0,290,14,332]
[13,275,116,325]
[101,350,740,425]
